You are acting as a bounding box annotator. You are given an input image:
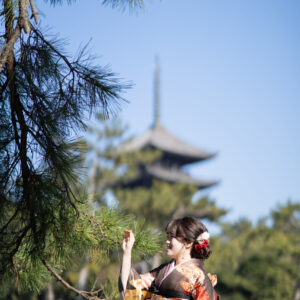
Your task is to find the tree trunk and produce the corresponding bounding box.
[75,264,89,300]
[45,283,55,300]
[5,0,37,258]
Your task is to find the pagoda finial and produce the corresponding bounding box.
[153,56,160,128]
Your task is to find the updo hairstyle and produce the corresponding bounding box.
[165,216,211,260]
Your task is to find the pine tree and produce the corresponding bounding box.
[0,1,161,298]
[206,201,300,300]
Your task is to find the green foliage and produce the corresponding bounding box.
[1,9,130,284]
[0,25,129,268]
[0,201,161,297]
[115,181,227,230]
[116,180,197,228]
[0,0,151,297]
[70,204,162,260]
[206,201,300,300]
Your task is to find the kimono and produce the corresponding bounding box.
[119,258,219,300]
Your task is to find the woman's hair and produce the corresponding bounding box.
[165,216,211,260]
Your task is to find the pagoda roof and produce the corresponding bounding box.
[120,124,215,165]
[146,165,218,189]
[113,164,218,189]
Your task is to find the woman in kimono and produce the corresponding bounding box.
[120,216,219,300]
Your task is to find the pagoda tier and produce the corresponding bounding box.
[120,124,216,167]
[114,164,218,189]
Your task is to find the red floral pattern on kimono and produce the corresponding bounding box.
[177,265,210,299]
[177,264,205,285]
[119,259,219,300]
[194,284,210,300]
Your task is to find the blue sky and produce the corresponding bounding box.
[38,0,300,223]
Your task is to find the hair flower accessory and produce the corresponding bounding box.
[196,231,210,241]
[194,240,209,253]
[194,231,210,253]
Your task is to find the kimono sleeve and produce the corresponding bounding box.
[192,274,219,300]
[119,262,172,300]
[118,266,155,300]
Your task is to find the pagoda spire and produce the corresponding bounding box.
[153,56,160,128]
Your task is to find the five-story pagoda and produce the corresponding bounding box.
[117,61,218,190]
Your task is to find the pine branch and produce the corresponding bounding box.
[32,27,73,71]
[41,259,106,300]
[102,0,144,10]
[41,259,90,299]
[0,38,7,55]
[29,0,38,24]
[0,25,21,72]
[18,0,31,33]
[0,78,9,96]
[46,0,77,5]
[0,0,33,72]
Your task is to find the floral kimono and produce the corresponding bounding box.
[119,258,219,300]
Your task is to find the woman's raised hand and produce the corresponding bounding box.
[122,230,135,254]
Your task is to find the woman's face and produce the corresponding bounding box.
[165,233,186,259]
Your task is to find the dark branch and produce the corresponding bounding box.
[41,259,105,300]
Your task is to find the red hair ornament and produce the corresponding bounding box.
[194,240,209,253]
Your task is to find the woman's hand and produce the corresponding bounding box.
[122,230,135,254]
